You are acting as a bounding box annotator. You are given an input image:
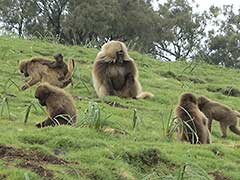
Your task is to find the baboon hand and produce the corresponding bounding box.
[21,84,29,91]
[35,122,43,128]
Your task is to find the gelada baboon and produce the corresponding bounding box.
[19,56,74,90]
[35,53,69,80]
[92,40,153,99]
[198,96,240,138]
[35,83,77,128]
[176,93,211,144]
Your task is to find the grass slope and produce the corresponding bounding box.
[0,36,240,180]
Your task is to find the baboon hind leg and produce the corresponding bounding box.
[120,77,140,98]
[220,122,228,138]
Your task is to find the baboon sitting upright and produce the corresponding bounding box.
[35,83,77,128]
[92,40,153,99]
[176,93,211,144]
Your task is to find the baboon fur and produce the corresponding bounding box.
[198,96,240,138]
[19,57,74,90]
[176,93,211,144]
[92,40,153,99]
[35,83,77,128]
[35,53,69,80]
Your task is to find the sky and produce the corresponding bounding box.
[152,0,240,12]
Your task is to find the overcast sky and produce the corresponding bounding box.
[152,0,240,12]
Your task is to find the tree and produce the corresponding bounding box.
[203,5,240,67]
[35,0,69,40]
[154,0,207,61]
[63,0,158,48]
[0,0,38,37]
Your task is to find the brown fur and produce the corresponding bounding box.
[198,96,240,138]
[35,83,77,128]
[176,93,211,144]
[34,53,68,80]
[19,57,74,90]
[92,40,153,99]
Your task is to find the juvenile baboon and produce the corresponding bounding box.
[19,57,74,90]
[92,40,153,99]
[35,53,69,80]
[198,96,240,138]
[176,93,211,144]
[35,83,77,128]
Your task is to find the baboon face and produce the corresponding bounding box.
[180,93,197,104]
[116,50,124,64]
[101,41,130,63]
[35,85,51,106]
[54,53,63,63]
[19,62,29,77]
[197,96,208,109]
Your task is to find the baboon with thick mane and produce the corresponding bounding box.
[176,93,211,144]
[198,96,240,138]
[35,83,77,128]
[19,56,74,90]
[92,40,153,99]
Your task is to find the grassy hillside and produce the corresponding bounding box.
[0,36,240,180]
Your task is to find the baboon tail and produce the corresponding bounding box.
[229,125,240,135]
[136,92,154,99]
[234,111,240,118]
[67,59,75,75]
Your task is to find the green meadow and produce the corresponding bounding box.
[0,36,239,180]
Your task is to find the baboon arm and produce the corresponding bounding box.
[21,75,41,90]
[94,61,114,95]
[123,61,138,87]
[205,113,213,132]
[102,78,114,95]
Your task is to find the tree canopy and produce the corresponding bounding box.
[0,0,239,67]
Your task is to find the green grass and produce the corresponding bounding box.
[0,35,240,179]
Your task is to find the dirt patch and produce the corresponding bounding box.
[208,171,231,180]
[123,148,177,170]
[207,86,240,97]
[0,145,67,164]
[18,161,54,179]
[161,71,205,84]
[0,144,73,179]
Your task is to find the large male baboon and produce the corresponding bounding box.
[176,93,211,144]
[92,40,153,99]
[198,96,240,138]
[35,83,77,128]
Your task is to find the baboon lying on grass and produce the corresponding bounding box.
[34,53,70,81]
[198,96,240,138]
[19,56,75,90]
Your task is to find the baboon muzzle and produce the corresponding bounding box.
[116,50,124,64]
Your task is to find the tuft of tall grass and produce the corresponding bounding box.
[161,107,200,144]
[23,101,38,124]
[79,102,111,130]
[132,108,143,131]
[0,78,19,120]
